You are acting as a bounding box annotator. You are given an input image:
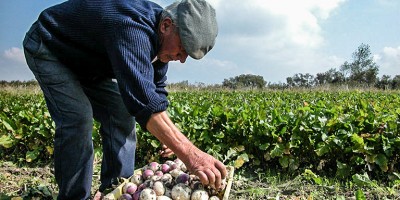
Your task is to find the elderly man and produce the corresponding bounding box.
[23,0,226,199]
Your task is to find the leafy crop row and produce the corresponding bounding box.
[1,90,399,180]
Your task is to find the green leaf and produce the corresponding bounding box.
[375,154,388,172]
[302,169,322,185]
[355,189,366,200]
[279,156,289,168]
[270,144,284,158]
[0,135,14,148]
[26,150,39,162]
[1,120,15,132]
[259,143,270,150]
[315,143,330,156]
[234,153,249,169]
[214,132,224,139]
[351,134,364,151]
[352,173,373,187]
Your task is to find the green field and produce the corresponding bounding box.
[1,86,399,199]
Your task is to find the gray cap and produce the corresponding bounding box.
[176,0,218,59]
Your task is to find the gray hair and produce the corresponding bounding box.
[161,1,180,25]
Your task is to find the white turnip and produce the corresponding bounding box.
[171,183,191,200]
[190,189,209,200]
[131,174,144,185]
[139,188,157,200]
[169,169,184,178]
[153,181,165,196]
[208,196,220,200]
[160,173,173,183]
[156,196,172,200]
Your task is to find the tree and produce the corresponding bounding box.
[392,75,400,89]
[375,75,391,90]
[286,73,314,87]
[222,74,266,89]
[340,43,379,86]
[314,68,345,85]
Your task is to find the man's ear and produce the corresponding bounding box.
[159,17,173,34]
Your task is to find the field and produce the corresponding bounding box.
[1,85,400,199]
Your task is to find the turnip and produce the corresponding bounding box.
[164,188,172,198]
[119,193,133,200]
[143,169,155,180]
[169,169,184,178]
[142,179,154,188]
[153,181,165,196]
[208,196,220,200]
[148,162,160,172]
[132,190,141,200]
[131,174,144,185]
[157,196,172,200]
[151,175,162,182]
[155,170,164,177]
[164,160,175,166]
[171,183,192,200]
[174,158,184,167]
[189,175,199,182]
[123,182,138,195]
[137,182,148,191]
[189,181,203,190]
[175,173,190,185]
[180,164,187,172]
[190,189,209,200]
[169,163,179,171]
[139,188,157,200]
[161,164,171,173]
[160,173,173,183]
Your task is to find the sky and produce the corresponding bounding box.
[0,0,399,84]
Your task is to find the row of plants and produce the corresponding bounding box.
[1,90,399,181]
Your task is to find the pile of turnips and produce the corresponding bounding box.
[118,158,227,200]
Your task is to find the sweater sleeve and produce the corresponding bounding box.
[105,20,169,129]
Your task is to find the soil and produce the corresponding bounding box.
[0,161,397,200]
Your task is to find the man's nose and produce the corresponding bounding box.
[179,52,188,63]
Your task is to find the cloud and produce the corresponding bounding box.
[209,0,347,82]
[149,0,349,83]
[375,46,400,77]
[4,47,26,64]
[0,47,34,81]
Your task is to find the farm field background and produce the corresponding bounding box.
[0,85,399,199]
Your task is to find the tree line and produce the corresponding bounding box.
[1,44,399,90]
[225,43,400,90]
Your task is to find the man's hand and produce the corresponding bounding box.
[159,144,174,157]
[146,111,227,190]
[182,145,227,190]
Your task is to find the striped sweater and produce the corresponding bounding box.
[35,0,169,128]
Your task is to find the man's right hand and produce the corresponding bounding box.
[181,144,227,190]
[146,111,227,189]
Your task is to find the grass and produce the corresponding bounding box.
[0,159,399,200]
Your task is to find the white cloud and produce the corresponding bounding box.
[0,47,33,81]
[375,46,400,77]
[151,0,348,83]
[4,47,26,64]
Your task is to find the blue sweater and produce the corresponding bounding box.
[36,0,169,129]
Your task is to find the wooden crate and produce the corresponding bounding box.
[104,166,234,200]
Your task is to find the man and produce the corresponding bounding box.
[23,0,227,199]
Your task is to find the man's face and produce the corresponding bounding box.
[158,19,188,63]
